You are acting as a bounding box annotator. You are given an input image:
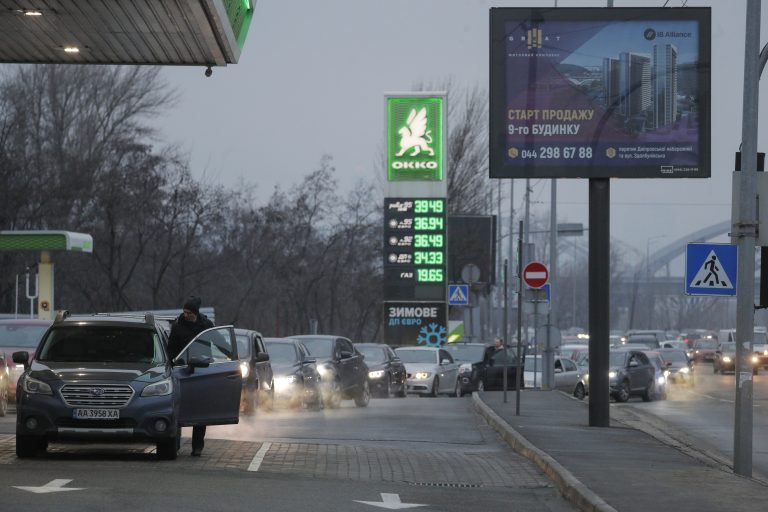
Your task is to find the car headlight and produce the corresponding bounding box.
[695,350,700,354]
[679,367,689,374]
[663,370,670,378]
[414,372,431,380]
[317,365,332,377]
[274,375,297,391]
[751,355,759,364]
[458,363,472,374]
[608,371,617,379]
[657,376,666,386]
[141,378,173,397]
[368,370,385,379]
[239,361,250,379]
[583,373,589,382]
[764,350,768,356]
[722,356,732,363]
[22,376,52,395]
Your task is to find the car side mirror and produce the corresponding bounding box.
[554,367,563,373]
[340,350,354,359]
[303,357,317,365]
[629,360,639,368]
[189,355,213,368]
[12,351,29,369]
[255,352,270,363]
[440,358,451,365]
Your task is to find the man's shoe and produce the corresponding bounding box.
[191,448,202,457]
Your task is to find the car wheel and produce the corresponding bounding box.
[641,380,654,402]
[450,379,460,397]
[429,377,439,397]
[574,382,586,400]
[354,380,370,407]
[264,384,275,411]
[16,436,46,458]
[243,390,257,416]
[396,378,407,397]
[0,385,7,417]
[615,381,630,403]
[382,376,391,398]
[327,379,342,409]
[156,437,179,460]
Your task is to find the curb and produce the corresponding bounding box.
[472,392,618,512]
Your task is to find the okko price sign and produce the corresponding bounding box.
[384,198,446,301]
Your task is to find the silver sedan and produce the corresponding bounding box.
[395,346,460,397]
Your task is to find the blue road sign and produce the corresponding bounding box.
[448,284,469,306]
[685,243,737,296]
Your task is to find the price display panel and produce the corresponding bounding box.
[384,198,447,301]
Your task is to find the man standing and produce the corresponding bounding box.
[168,296,214,456]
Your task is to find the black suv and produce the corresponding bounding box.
[443,343,492,396]
[13,311,242,459]
[291,335,370,408]
[608,349,656,402]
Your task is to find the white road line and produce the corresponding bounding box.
[247,442,271,472]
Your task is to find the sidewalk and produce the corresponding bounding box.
[474,390,767,512]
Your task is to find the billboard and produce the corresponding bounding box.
[489,7,711,179]
[384,302,447,347]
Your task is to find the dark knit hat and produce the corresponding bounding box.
[183,296,201,314]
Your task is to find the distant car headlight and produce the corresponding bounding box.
[368,370,385,379]
[751,355,759,364]
[414,372,431,380]
[583,373,589,382]
[317,365,332,377]
[239,361,250,379]
[458,363,472,374]
[722,356,732,363]
[695,350,700,354]
[608,371,617,379]
[679,367,690,374]
[657,375,666,386]
[663,370,670,378]
[763,350,768,356]
[141,378,173,397]
[22,376,52,395]
[274,375,297,391]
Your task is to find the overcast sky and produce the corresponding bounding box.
[156,0,768,271]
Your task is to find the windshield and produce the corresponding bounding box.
[719,342,737,352]
[694,340,718,349]
[0,324,49,348]
[609,352,627,367]
[396,349,436,364]
[299,338,334,358]
[265,342,298,364]
[37,326,165,364]
[661,350,688,363]
[357,346,387,363]
[444,344,486,362]
[236,335,251,359]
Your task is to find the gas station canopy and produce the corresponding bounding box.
[0,231,93,252]
[0,0,255,66]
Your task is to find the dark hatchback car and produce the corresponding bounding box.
[291,335,370,408]
[484,347,524,390]
[13,312,242,459]
[263,338,322,410]
[235,329,273,415]
[608,349,656,402]
[712,342,759,375]
[354,343,406,398]
[0,319,52,412]
[658,348,694,386]
[443,342,492,396]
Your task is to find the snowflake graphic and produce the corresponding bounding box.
[417,323,447,347]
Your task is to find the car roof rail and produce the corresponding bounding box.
[54,310,70,323]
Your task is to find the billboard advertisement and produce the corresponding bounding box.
[489,7,711,179]
[384,302,447,347]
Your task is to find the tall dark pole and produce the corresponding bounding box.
[588,178,610,427]
[503,259,509,403]
[515,221,524,415]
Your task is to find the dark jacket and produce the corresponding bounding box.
[168,312,214,360]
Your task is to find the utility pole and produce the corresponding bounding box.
[544,179,557,390]
[733,0,760,478]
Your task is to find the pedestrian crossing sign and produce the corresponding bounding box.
[685,243,737,296]
[448,284,469,306]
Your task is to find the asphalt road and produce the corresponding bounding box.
[619,362,768,476]
[0,396,575,512]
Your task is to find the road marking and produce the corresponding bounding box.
[247,442,271,472]
[13,479,85,494]
[354,493,427,510]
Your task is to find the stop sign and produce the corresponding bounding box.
[523,261,549,288]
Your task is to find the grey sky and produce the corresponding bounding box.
[157,0,768,270]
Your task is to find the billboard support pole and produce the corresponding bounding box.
[733,0,760,478]
[515,221,524,415]
[503,259,509,403]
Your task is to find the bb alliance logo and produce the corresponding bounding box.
[527,28,543,49]
[387,97,443,181]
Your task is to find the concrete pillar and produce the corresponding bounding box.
[37,251,54,320]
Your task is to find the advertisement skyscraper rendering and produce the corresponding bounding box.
[490,7,710,179]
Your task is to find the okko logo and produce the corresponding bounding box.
[644,28,656,41]
[387,97,443,181]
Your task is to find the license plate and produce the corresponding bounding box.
[73,408,120,420]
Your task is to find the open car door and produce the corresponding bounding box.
[174,326,242,427]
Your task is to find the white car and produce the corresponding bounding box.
[395,346,460,397]
[523,355,582,391]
